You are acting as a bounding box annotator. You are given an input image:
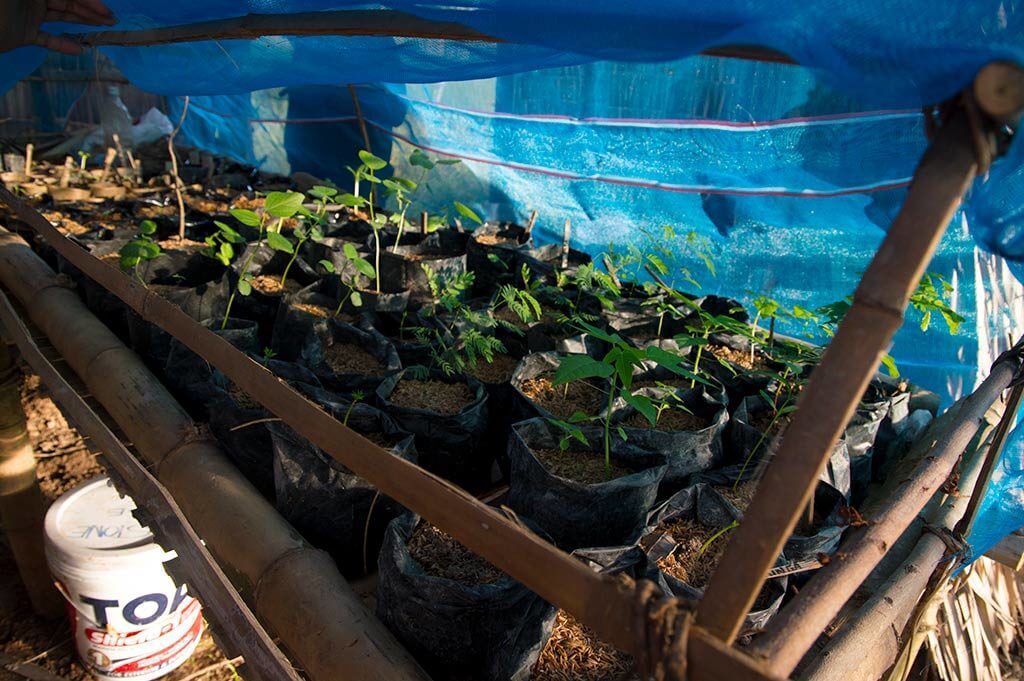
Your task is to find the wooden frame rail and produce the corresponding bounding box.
[0,290,301,681]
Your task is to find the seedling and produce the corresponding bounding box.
[118,219,162,285]
[382,175,417,252]
[338,150,388,292]
[411,267,505,377]
[343,390,365,426]
[551,321,707,476]
[261,347,277,363]
[206,191,305,330]
[319,242,376,315]
[696,519,739,558]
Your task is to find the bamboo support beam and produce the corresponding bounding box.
[696,108,983,644]
[800,419,996,681]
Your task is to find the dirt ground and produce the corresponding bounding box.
[0,372,240,681]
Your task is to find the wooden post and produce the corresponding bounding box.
[24,144,33,177]
[420,210,428,235]
[695,107,984,645]
[0,339,62,616]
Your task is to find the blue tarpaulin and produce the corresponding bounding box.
[2,1,1024,562]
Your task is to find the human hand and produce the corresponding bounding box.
[1,0,117,55]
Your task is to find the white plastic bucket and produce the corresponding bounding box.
[44,476,203,680]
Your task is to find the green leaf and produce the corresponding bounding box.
[350,290,363,307]
[552,355,613,385]
[237,279,252,296]
[622,391,657,426]
[353,257,376,280]
[337,193,366,208]
[139,219,157,236]
[318,259,336,273]
[266,231,294,253]
[342,242,360,260]
[218,242,234,264]
[453,201,483,225]
[308,185,338,199]
[264,191,305,219]
[230,208,261,227]
[358,150,387,171]
[880,353,900,378]
[437,158,461,166]
[214,221,245,243]
[410,149,435,170]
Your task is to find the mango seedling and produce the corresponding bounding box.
[118,219,162,285]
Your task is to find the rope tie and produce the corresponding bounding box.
[920,522,970,565]
[633,579,695,681]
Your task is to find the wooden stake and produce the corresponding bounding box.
[59,156,73,188]
[99,147,117,183]
[23,143,33,177]
[420,210,428,235]
[168,97,191,240]
[525,209,538,236]
[348,84,372,153]
[111,133,129,174]
[749,357,1016,675]
[696,108,984,647]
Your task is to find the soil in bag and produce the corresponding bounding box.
[609,384,729,492]
[295,317,401,393]
[506,418,667,550]
[467,221,534,294]
[163,317,260,410]
[510,351,608,423]
[376,369,490,489]
[523,546,666,681]
[205,360,322,501]
[376,513,556,681]
[269,395,414,577]
[693,464,848,562]
[645,483,787,638]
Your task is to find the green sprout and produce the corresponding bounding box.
[118,219,162,285]
[338,150,388,293]
[319,242,377,315]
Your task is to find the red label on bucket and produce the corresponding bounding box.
[107,614,203,677]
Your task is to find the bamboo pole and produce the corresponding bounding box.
[0,339,62,616]
[749,357,1018,676]
[696,106,984,645]
[0,229,430,681]
[799,419,996,681]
